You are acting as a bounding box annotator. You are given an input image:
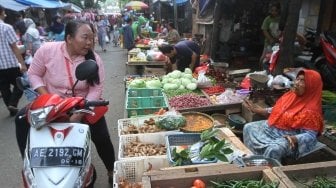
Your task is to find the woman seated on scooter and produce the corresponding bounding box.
[243,69,324,163]
[15,20,116,183]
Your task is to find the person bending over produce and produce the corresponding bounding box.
[159,40,200,72]
[243,69,324,162]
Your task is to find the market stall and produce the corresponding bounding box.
[126,41,168,76]
[114,127,256,187]
[116,48,336,188]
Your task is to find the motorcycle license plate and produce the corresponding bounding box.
[30,147,85,167]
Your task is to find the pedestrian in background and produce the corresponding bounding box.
[49,15,65,41]
[96,15,108,52]
[122,18,134,51]
[260,3,281,68]
[22,18,41,57]
[0,6,27,116]
[162,22,180,44]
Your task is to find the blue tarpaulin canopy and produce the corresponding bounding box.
[15,0,69,9]
[176,0,188,5]
[0,0,29,11]
[153,0,189,6]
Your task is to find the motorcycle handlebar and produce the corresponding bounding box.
[85,100,109,107]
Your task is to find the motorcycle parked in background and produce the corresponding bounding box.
[313,31,336,89]
[18,60,109,188]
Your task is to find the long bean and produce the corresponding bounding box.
[311,176,336,188]
[210,179,279,188]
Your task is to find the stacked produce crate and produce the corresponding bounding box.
[143,163,287,188]
[273,161,336,187]
[125,88,168,117]
[114,125,255,187]
[114,115,174,187]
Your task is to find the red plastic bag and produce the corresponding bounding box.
[83,106,108,124]
[240,77,251,89]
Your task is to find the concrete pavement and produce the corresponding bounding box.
[0,43,127,187]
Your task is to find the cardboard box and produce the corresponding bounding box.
[273,160,336,188]
[143,164,287,188]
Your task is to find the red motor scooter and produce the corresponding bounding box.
[17,60,109,188]
[314,31,336,89]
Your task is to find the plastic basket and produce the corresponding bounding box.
[127,88,163,97]
[118,115,161,136]
[118,132,167,160]
[166,133,217,165]
[125,95,169,118]
[113,157,169,188]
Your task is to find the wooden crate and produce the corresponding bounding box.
[143,164,287,188]
[217,127,253,155]
[143,66,167,76]
[273,160,336,188]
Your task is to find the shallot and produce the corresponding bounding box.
[169,94,212,110]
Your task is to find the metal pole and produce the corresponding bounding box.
[173,0,178,32]
[158,0,161,23]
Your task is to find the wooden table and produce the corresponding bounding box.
[126,55,167,75]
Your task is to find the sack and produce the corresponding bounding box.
[83,106,108,124]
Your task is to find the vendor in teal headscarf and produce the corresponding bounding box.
[131,16,146,40]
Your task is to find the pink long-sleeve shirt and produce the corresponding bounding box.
[28,42,105,101]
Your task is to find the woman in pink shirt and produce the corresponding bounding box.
[15,20,116,183]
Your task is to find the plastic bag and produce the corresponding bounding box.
[105,35,109,43]
[271,75,292,89]
[197,70,212,88]
[21,72,38,101]
[25,55,33,65]
[216,88,245,104]
[136,52,146,60]
[146,50,166,61]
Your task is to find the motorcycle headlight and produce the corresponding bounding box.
[28,106,54,129]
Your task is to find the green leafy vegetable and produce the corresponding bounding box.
[171,147,192,166]
[156,115,186,130]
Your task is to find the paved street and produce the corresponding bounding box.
[0,43,127,187]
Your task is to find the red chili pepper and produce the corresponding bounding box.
[204,86,225,94]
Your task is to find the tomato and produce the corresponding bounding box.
[193,179,206,188]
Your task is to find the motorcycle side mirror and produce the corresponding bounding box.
[71,59,99,96]
[75,59,99,81]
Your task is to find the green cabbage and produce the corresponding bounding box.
[184,68,192,74]
[163,83,179,90]
[145,79,162,89]
[183,74,193,79]
[181,78,191,86]
[186,83,197,90]
[178,85,185,90]
[170,70,182,79]
[129,79,146,88]
[171,79,181,86]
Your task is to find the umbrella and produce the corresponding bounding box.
[125,1,148,10]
